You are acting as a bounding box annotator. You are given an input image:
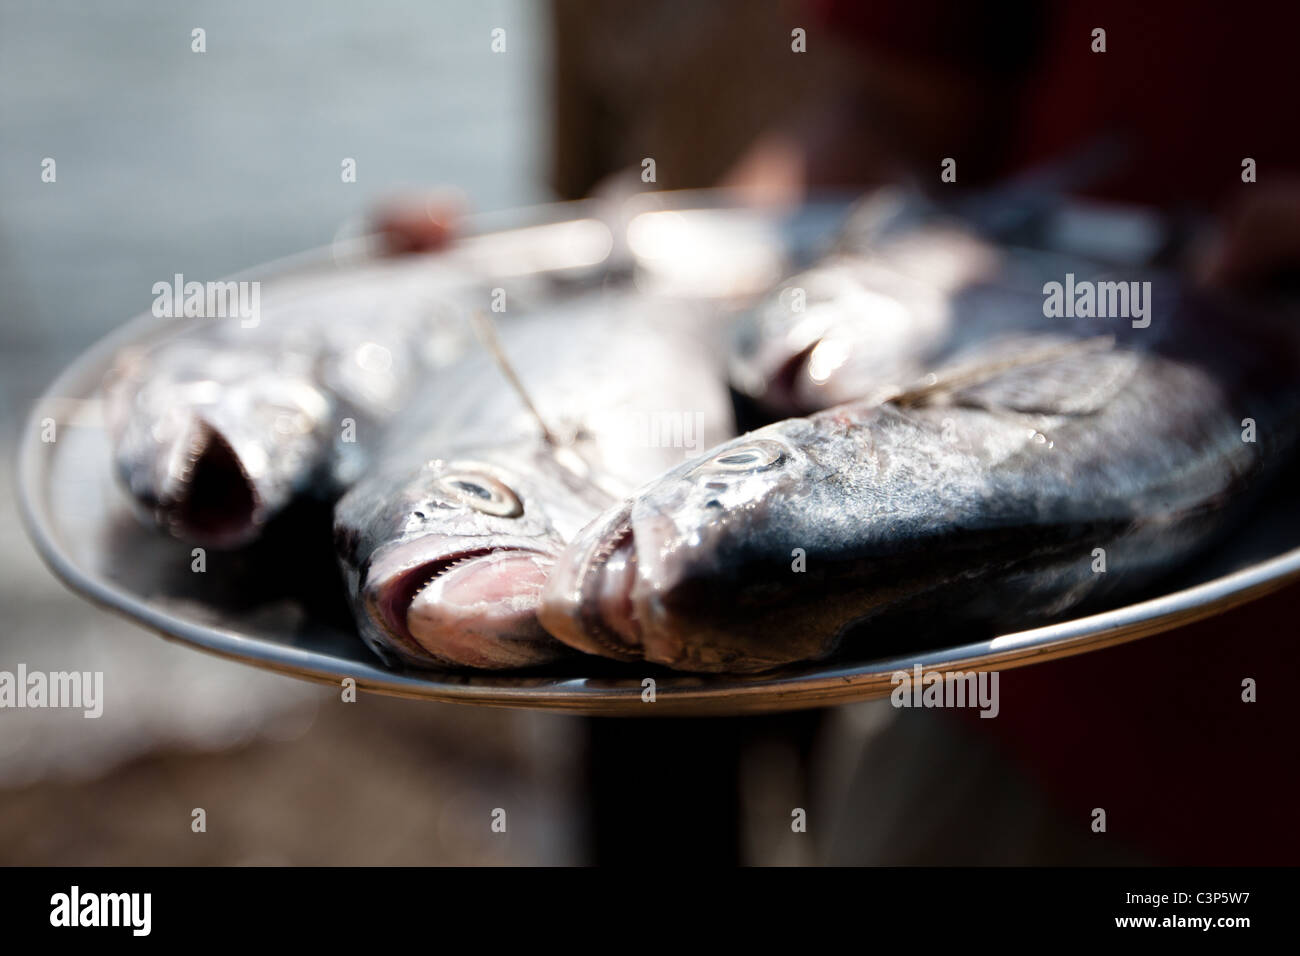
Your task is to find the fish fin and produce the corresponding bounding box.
[954,345,1140,416]
[889,335,1135,416]
[469,309,560,446]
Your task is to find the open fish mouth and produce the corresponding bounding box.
[539,507,646,661]
[370,544,560,668]
[159,421,263,547]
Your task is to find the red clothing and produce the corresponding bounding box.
[817,0,1300,206]
[1014,2,1300,206]
[960,586,1300,864]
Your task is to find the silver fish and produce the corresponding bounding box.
[540,288,1300,672]
[729,192,1148,421]
[103,264,479,547]
[333,293,735,669]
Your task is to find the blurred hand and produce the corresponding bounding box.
[720,131,809,207]
[371,193,465,255]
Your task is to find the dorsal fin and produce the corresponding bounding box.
[887,335,1123,414]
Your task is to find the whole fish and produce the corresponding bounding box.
[103,263,481,548]
[540,286,1300,673]
[332,293,735,669]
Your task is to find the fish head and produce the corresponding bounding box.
[540,419,849,672]
[104,347,333,548]
[730,261,948,417]
[337,445,602,669]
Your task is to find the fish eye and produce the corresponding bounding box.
[697,440,786,474]
[436,470,523,517]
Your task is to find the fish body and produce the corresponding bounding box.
[333,293,735,669]
[540,285,1300,672]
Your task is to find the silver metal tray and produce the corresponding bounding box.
[19,194,1300,715]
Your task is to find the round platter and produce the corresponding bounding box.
[19,193,1300,715]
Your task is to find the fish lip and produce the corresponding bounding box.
[363,538,553,661]
[538,505,645,661]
